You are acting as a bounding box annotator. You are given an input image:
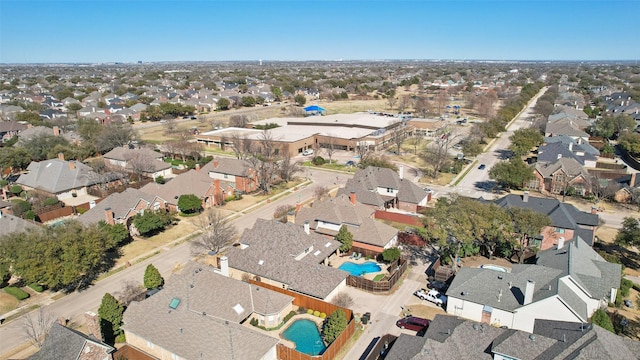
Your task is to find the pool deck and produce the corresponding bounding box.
[242,312,326,350]
[330,254,387,280]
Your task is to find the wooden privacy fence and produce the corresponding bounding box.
[37,206,73,222]
[374,210,423,227]
[347,259,407,294]
[247,279,355,360]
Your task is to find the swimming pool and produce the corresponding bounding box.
[338,261,382,276]
[480,264,508,272]
[282,319,326,356]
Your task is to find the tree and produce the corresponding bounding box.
[127,152,157,182]
[246,130,280,194]
[16,111,43,126]
[115,280,144,307]
[177,194,202,214]
[323,135,337,164]
[191,209,238,254]
[0,147,32,173]
[95,123,137,154]
[98,293,124,343]
[331,292,353,309]
[388,121,406,154]
[241,96,256,107]
[509,208,551,263]
[414,96,432,118]
[461,139,483,157]
[615,217,640,247]
[406,135,424,155]
[143,264,164,289]
[216,98,230,110]
[618,132,640,157]
[335,225,353,253]
[489,157,534,190]
[509,128,543,156]
[22,308,55,348]
[387,96,397,110]
[21,133,70,161]
[294,94,306,106]
[591,115,637,139]
[591,309,614,333]
[382,247,401,262]
[278,150,300,182]
[271,86,283,101]
[229,114,250,128]
[420,130,458,178]
[323,309,347,343]
[132,210,169,237]
[313,186,329,201]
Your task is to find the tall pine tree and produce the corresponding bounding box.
[143,264,164,289]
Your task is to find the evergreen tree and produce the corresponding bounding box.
[323,309,347,343]
[98,293,124,343]
[335,225,353,253]
[143,264,164,289]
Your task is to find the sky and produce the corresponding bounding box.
[1,0,639,63]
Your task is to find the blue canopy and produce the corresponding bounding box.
[304,105,326,113]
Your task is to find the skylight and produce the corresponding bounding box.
[258,260,264,265]
[233,303,245,315]
[325,242,332,248]
[314,250,321,256]
[169,298,181,309]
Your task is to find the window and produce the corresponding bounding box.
[224,174,228,179]
[555,228,565,234]
[386,188,393,193]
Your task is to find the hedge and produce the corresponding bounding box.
[5,287,30,300]
[28,284,44,292]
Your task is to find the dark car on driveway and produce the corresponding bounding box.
[396,316,430,331]
[478,164,486,170]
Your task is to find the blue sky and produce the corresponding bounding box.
[1,0,638,63]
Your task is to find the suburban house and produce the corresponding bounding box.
[537,141,598,168]
[294,193,398,255]
[103,145,173,180]
[337,166,429,213]
[0,120,28,142]
[200,157,258,194]
[492,193,599,250]
[122,262,290,360]
[529,157,591,196]
[0,212,40,237]
[16,157,108,203]
[78,188,166,231]
[544,115,590,141]
[384,315,640,359]
[445,237,620,333]
[141,168,223,211]
[28,323,115,360]
[223,219,349,300]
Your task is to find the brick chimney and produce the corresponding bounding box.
[523,191,529,203]
[195,163,200,171]
[84,311,102,341]
[104,207,115,225]
[53,126,60,136]
[214,158,219,168]
[57,152,64,161]
[591,206,598,215]
[69,161,75,170]
[349,191,356,205]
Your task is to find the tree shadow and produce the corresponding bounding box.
[593,242,640,270]
[494,149,513,160]
[402,244,437,267]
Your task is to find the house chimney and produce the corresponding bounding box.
[557,237,565,250]
[591,206,598,215]
[524,280,535,305]
[557,154,562,160]
[69,161,75,170]
[568,142,573,151]
[53,126,60,136]
[304,220,310,235]
[349,191,356,205]
[523,191,529,203]
[195,163,201,171]
[219,256,229,277]
[295,202,302,214]
[104,207,115,225]
[214,158,219,168]
[399,165,404,180]
[57,152,64,161]
[84,311,102,341]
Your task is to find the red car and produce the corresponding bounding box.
[396,316,430,331]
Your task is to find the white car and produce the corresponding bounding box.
[302,149,314,156]
[414,289,446,306]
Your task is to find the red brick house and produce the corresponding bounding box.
[528,157,590,196]
[200,157,258,194]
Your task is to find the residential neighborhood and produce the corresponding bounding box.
[1,59,640,360]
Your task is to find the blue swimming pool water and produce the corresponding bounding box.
[338,261,382,276]
[282,319,326,356]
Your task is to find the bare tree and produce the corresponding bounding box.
[22,308,56,348]
[229,114,249,128]
[323,135,337,164]
[398,95,412,113]
[314,186,329,201]
[191,209,238,254]
[420,130,459,178]
[128,153,157,182]
[414,96,432,118]
[331,292,353,308]
[354,141,373,164]
[230,132,248,159]
[115,280,145,307]
[388,121,407,155]
[163,118,177,134]
[436,91,449,116]
[406,135,424,155]
[387,96,397,110]
[246,130,279,194]
[278,149,301,182]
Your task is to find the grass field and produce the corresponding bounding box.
[0,291,19,315]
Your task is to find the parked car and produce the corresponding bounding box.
[478,164,486,170]
[415,289,447,306]
[345,160,356,166]
[302,149,314,156]
[426,280,448,292]
[396,316,430,331]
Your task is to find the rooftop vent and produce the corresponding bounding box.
[233,303,245,315]
[529,334,536,341]
[169,298,181,310]
[258,260,264,265]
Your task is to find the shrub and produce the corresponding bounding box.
[9,185,23,196]
[11,199,31,217]
[0,179,8,187]
[591,309,614,333]
[115,333,126,343]
[155,176,165,184]
[24,210,37,220]
[250,318,259,326]
[620,278,633,297]
[43,197,59,206]
[313,310,321,317]
[307,309,314,315]
[28,284,44,292]
[283,311,296,323]
[312,156,325,165]
[320,313,327,319]
[5,286,30,300]
[298,307,306,314]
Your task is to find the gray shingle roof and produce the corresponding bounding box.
[537,142,597,165]
[337,166,427,207]
[16,159,100,194]
[200,157,254,177]
[295,194,397,247]
[445,265,563,312]
[225,219,348,299]
[141,169,213,205]
[0,213,40,237]
[122,262,285,360]
[28,323,114,360]
[103,146,162,162]
[78,188,162,226]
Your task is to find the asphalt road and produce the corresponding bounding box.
[0,168,350,357]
